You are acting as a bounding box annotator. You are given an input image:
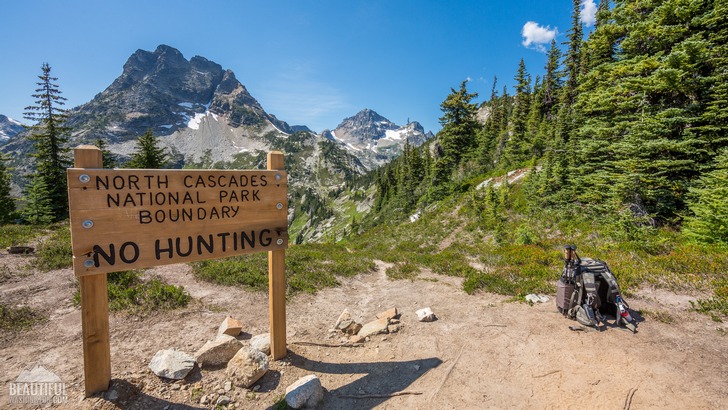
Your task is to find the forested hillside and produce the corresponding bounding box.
[367,0,727,246]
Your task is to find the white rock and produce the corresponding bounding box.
[525,294,550,303]
[285,374,324,409]
[226,348,269,388]
[216,395,232,405]
[195,335,243,368]
[250,333,271,355]
[149,349,196,380]
[416,307,436,322]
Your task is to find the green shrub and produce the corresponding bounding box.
[192,243,375,296]
[0,224,47,248]
[73,270,190,313]
[0,303,46,332]
[386,262,419,280]
[35,225,73,271]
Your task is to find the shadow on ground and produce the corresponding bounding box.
[287,352,443,409]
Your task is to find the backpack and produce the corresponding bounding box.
[556,251,637,333]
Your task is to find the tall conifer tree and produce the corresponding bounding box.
[23,63,71,221]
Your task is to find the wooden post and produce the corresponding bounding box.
[73,146,111,396]
[267,151,287,360]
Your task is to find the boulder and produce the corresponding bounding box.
[250,333,271,355]
[376,307,398,321]
[195,334,243,368]
[285,375,324,409]
[226,348,269,388]
[416,307,436,322]
[149,349,196,380]
[358,317,389,338]
[218,316,243,337]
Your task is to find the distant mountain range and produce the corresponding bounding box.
[1,44,431,170]
[0,115,23,141]
[0,44,434,241]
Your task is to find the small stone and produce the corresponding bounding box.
[171,384,181,390]
[349,335,366,344]
[376,307,398,321]
[224,381,232,392]
[218,316,243,337]
[149,349,196,380]
[105,388,119,401]
[340,337,349,344]
[414,364,421,371]
[285,375,324,409]
[416,307,436,322]
[200,395,209,405]
[334,309,352,329]
[252,385,261,392]
[195,335,243,368]
[358,317,389,338]
[250,333,271,355]
[388,323,403,333]
[227,348,269,388]
[217,395,232,406]
[217,388,225,395]
[340,321,363,335]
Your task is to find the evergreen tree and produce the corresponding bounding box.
[95,138,118,169]
[22,177,54,225]
[23,63,71,221]
[563,0,584,104]
[573,0,719,222]
[542,40,563,117]
[127,130,170,169]
[0,154,16,224]
[683,149,728,245]
[431,80,479,193]
[504,59,532,166]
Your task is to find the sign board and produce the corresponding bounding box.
[67,169,288,276]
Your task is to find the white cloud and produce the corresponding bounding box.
[521,21,558,52]
[580,0,597,27]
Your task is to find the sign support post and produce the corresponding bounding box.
[267,151,287,360]
[74,146,111,396]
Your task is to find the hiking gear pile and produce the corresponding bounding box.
[556,245,637,333]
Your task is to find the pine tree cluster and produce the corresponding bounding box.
[371,0,728,244]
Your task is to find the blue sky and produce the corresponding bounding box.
[0,1,597,133]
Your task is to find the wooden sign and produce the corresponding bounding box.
[67,169,288,275]
[69,147,289,397]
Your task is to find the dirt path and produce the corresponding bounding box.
[1,253,727,409]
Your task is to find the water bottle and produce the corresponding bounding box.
[618,302,633,322]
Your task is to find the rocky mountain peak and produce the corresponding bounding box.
[325,109,433,169]
[334,109,397,143]
[65,44,289,143]
[0,115,24,141]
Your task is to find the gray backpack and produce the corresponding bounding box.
[556,248,636,332]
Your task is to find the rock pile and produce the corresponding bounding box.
[331,307,406,344]
[146,315,273,408]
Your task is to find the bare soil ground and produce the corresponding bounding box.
[1,252,727,409]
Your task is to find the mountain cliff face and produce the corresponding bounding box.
[324,109,433,169]
[0,115,23,141]
[68,45,289,141]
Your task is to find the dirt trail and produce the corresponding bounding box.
[1,253,727,409]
